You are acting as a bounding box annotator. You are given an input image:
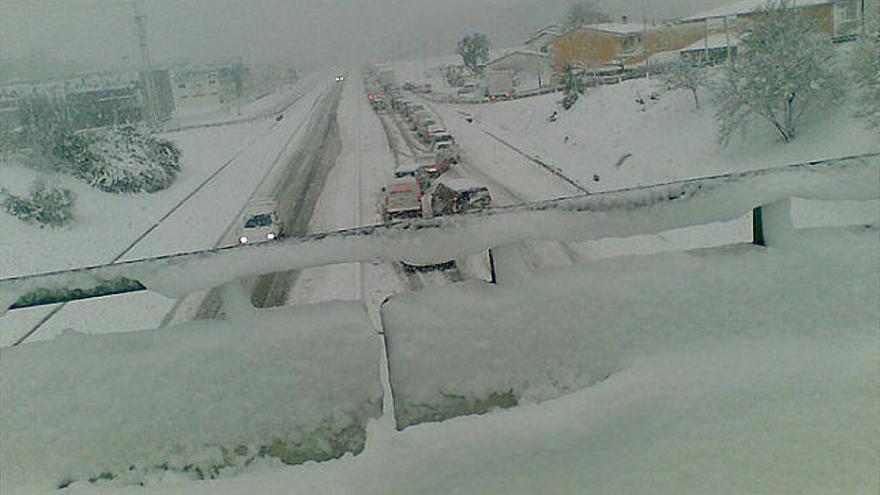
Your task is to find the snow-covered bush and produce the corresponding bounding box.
[55,126,182,193]
[714,0,841,144]
[1,180,76,227]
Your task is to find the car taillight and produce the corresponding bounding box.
[385,194,390,203]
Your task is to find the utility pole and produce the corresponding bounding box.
[131,0,158,125]
[131,0,151,67]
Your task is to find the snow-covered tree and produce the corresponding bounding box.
[456,33,490,76]
[715,0,841,144]
[563,1,611,31]
[660,61,707,109]
[560,63,584,110]
[17,94,72,153]
[849,35,880,128]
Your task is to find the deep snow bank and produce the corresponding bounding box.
[382,225,878,429]
[0,300,382,493]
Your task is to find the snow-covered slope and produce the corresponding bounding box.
[438,75,879,193]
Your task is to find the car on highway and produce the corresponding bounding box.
[404,103,426,120]
[380,179,423,222]
[434,140,460,163]
[394,159,422,179]
[428,178,491,217]
[239,199,283,244]
[413,154,450,183]
[410,111,433,131]
[429,131,455,147]
[335,74,345,83]
[422,124,447,143]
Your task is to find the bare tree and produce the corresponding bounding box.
[564,1,611,31]
[456,33,490,76]
[715,1,840,144]
[660,61,707,109]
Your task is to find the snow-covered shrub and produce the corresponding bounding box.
[714,0,841,144]
[1,180,76,227]
[54,125,182,193]
[561,92,579,110]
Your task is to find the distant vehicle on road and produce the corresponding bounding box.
[380,179,423,222]
[404,103,426,120]
[394,159,422,179]
[429,178,491,217]
[434,140,460,163]
[414,154,451,185]
[486,70,514,100]
[410,111,433,131]
[239,199,283,244]
[422,124,446,143]
[335,74,345,83]
[430,131,455,147]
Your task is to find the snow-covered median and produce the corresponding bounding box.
[0,300,382,493]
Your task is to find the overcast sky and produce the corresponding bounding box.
[0,0,730,70]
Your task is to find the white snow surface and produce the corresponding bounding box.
[0,300,382,494]
[50,224,880,495]
[2,62,879,495]
[384,224,878,413]
[433,76,879,195]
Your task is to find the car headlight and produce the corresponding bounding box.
[239,236,248,244]
[267,233,276,240]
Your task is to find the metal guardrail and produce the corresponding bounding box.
[1,153,877,315]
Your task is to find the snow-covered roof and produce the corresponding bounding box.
[580,22,646,35]
[680,33,740,52]
[525,24,565,44]
[486,50,552,67]
[682,0,830,21]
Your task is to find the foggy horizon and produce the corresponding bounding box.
[2,0,732,74]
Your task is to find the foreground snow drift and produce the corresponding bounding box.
[0,300,382,493]
[383,225,878,432]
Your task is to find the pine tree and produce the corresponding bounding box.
[456,34,490,76]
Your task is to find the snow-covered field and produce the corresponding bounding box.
[436,74,879,193]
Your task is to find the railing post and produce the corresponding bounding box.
[753,199,793,247]
[488,244,530,284]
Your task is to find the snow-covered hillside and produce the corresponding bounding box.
[437,75,879,194]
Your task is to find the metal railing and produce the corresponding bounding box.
[1,153,877,318]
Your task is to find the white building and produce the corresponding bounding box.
[485,50,554,92]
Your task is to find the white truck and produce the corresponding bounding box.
[239,199,283,244]
[486,70,515,100]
